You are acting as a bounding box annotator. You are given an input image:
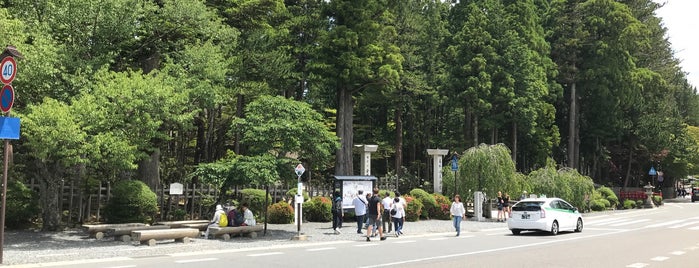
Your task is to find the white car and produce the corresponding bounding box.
[507,197,583,235]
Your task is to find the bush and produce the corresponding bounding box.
[240,188,271,221]
[105,180,158,223]
[268,201,294,224]
[431,193,452,220]
[589,199,607,211]
[286,188,310,202]
[410,188,436,219]
[652,195,662,206]
[5,180,38,229]
[635,200,644,208]
[622,199,636,209]
[404,195,423,222]
[597,186,619,208]
[303,196,332,222]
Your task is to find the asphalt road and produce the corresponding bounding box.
[15,201,699,268]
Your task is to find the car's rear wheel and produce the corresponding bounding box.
[550,221,559,235]
[511,229,521,235]
[575,218,583,232]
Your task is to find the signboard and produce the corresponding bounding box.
[0,117,19,140]
[341,180,373,208]
[169,183,184,195]
[648,167,657,176]
[0,85,14,113]
[451,156,458,171]
[294,164,305,177]
[0,57,16,84]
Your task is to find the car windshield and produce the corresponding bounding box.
[512,201,544,212]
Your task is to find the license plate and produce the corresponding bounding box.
[521,214,530,219]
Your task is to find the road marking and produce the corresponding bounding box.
[307,247,336,251]
[586,218,629,225]
[457,235,474,238]
[626,263,648,268]
[688,226,699,230]
[610,219,651,226]
[106,266,136,268]
[645,220,685,228]
[650,256,669,261]
[358,229,630,268]
[428,237,448,241]
[248,252,283,257]
[670,251,685,255]
[393,240,416,244]
[174,258,218,263]
[355,243,380,247]
[669,221,699,228]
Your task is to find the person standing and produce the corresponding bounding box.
[502,193,511,220]
[391,197,405,237]
[450,195,466,236]
[496,191,504,222]
[331,191,344,234]
[366,188,386,241]
[352,190,368,234]
[381,192,393,234]
[395,191,407,234]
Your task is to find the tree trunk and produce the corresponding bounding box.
[335,87,354,176]
[511,122,517,165]
[473,115,479,146]
[235,94,245,155]
[623,146,634,189]
[37,161,62,231]
[567,82,577,168]
[137,148,160,191]
[464,105,472,148]
[395,104,403,176]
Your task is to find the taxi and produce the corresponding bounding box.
[507,197,583,235]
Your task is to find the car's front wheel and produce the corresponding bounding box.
[550,220,559,235]
[511,229,521,235]
[575,218,583,232]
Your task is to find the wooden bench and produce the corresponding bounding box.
[208,225,264,240]
[181,222,209,231]
[105,225,171,242]
[131,228,200,246]
[82,223,147,239]
[153,220,209,228]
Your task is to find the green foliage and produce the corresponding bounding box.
[460,144,517,198]
[652,195,662,206]
[239,188,272,221]
[431,194,452,220]
[527,160,595,209]
[5,180,39,229]
[105,180,158,223]
[409,188,436,219]
[303,196,332,222]
[636,200,644,208]
[286,188,310,203]
[404,195,423,222]
[589,199,608,212]
[597,186,619,208]
[268,201,295,224]
[623,199,636,209]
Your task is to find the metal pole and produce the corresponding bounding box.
[296,174,301,236]
[1,139,9,263]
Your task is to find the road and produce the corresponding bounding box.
[21,201,699,268]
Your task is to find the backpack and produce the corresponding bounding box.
[332,197,343,213]
[218,211,228,227]
[234,210,245,226]
[227,209,237,227]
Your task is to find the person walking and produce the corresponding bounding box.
[381,192,393,234]
[395,191,407,234]
[391,197,405,237]
[352,190,368,234]
[331,191,344,234]
[496,191,504,222]
[450,195,466,236]
[366,188,386,241]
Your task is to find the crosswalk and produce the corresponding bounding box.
[585,215,699,230]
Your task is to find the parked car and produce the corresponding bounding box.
[691,188,699,202]
[507,197,583,235]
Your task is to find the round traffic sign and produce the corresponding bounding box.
[0,84,14,113]
[1,56,17,84]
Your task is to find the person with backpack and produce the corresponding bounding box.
[331,191,344,234]
[205,204,227,239]
[352,190,368,234]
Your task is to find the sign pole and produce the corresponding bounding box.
[292,164,306,240]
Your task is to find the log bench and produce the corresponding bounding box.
[82,223,147,239]
[153,220,209,228]
[106,225,171,242]
[131,228,200,246]
[208,225,264,240]
[182,222,209,231]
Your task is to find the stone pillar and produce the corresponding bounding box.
[427,149,449,194]
[357,145,378,175]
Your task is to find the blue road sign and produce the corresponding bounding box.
[0,116,20,139]
[451,157,458,171]
[648,166,657,176]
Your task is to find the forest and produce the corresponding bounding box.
[1,0,698,230]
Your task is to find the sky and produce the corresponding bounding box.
[653,0,699,89]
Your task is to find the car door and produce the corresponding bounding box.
[557,200,577,230]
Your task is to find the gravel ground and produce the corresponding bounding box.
[1,217,506,266]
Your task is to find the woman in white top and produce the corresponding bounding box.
[391,197,405,237]
[450,195,466,236]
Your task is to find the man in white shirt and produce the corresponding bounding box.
[352,190,368,234]
[381,192,393,233]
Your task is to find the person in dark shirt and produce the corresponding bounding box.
[365,188,386,241]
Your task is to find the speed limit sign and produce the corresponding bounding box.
[1,56,17,84]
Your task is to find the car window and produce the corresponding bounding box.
[549,200,560,209]
[559,200,574,210]
[512,201,543,212]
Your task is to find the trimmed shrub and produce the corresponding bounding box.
[410,188,436,219]
[635,200,644,208]
[105,180,158,223]
[303,196,332,222]
[5,180,38,229]
[431,193,452,220]
[404,195,423,222]
[240,188,272,221]
[652,195,662,206]
[268,201,294,224]
[597,186,619,208]
[378,189,395,199]
[589,199,607,212]
[622,199,636,209]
